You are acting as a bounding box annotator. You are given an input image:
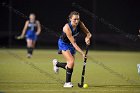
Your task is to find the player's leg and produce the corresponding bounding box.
[63,50,74,78]
[31,33,38,55]
[32,40,36,48]
[26,32,37,58]
[62,50,74,87]
[52,50,74,87]
[52,39,74,87]
[26,39,33,58]
[52,39,68,73]
[52,50,74,72]
[30,40,36,55]
[52,58,66,73]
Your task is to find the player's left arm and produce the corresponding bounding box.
[36,20,41,35]
[79,21,92,45]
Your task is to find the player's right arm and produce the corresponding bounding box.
[21,21,29,37]
[63,24,85,56]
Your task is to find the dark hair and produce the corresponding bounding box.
[68,11,80,19]
[29,13,36,16]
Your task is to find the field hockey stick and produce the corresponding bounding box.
[78,45,89,88]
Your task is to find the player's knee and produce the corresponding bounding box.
[69,58,74,64]
[67,59,74,68]
[27,44,32,47]
[27,40,34,47]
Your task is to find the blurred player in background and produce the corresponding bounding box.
[19,13,41,58]
[52,11,92,87]
[138,29,140,37]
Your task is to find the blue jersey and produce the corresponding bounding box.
[25,21,38,41]
[60,22,80,43]
[58,22,80,55]
[27,21,37,31]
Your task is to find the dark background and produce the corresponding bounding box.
[0,0,140,50]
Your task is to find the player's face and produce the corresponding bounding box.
[70,15,80,26]
[29,14,36,22]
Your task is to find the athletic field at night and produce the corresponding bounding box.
[0,49,140,93]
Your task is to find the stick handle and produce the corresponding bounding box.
[85,45,89,57]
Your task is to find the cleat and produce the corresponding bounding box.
[27,54,32,58]
[52,59,59,73]
[63,82,73,88]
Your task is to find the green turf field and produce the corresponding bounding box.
[0,49,140,93]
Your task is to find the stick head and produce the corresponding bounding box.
[78,83,83,88]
